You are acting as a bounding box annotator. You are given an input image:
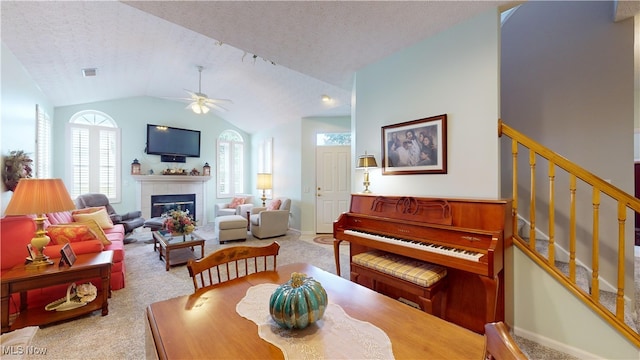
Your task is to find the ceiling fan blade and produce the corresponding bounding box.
[208,103,229,112]
[202,98,233,105]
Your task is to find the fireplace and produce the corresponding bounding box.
[151,194,196,221]
[133,175,212,224]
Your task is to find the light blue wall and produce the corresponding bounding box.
[354,8,501,199]
[52,97,250,223]
[1,43,54,213]
[300,116,351,233]
[251,120,304,231]
[251,115,350,234]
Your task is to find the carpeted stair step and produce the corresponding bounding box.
[523,234,638,332]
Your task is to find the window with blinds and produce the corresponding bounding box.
[217,130,244,197]
[68,110,121,201]
[35,104,51,178]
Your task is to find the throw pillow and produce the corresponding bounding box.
[267,199,281,211]
[72,206,106,216]
[72,208,114,229]
[47,224,96,245]
[76,219,112,245]
[228,197,245,209]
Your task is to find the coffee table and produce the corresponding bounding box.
[152,231,205,271]
[1,251,113,334]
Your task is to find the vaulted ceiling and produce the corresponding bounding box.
[2,1,637,133]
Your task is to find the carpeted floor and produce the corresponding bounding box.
[17,225,631,359]
[23,226,350,359]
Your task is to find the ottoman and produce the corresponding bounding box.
[215,215,248,243]
[144,217,164,231]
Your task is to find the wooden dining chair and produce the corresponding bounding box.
[483,321,528,360]
[187,241,280,291]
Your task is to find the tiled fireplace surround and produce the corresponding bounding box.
[132,175,212,225]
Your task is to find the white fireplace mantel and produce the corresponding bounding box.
[132,175,211,183]
[133,175,212,224]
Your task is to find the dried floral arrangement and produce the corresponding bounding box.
[3,150,33,191]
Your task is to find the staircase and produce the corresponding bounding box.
[499,120,640,347]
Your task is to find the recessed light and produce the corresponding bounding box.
[321,95,331,102]
[82,68,97,77]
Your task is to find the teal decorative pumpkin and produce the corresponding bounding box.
[269,272,328,329]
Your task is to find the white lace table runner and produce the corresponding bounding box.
[236,283,395,360]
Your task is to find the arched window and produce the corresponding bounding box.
[217,130,244,197]
[67,110,121,201]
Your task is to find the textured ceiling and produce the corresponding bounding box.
[1,1,637,134]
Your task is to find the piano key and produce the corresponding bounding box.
[344,229,483,262]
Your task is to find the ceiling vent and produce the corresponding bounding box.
[82,68,97,77]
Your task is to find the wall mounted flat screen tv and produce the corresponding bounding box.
[146,124,201,158]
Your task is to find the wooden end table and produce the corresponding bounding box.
[152,231,205,271]
[1,251,113,334]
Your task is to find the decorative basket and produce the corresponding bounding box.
[45,282,97,312]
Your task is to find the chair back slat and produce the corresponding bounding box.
[484,322,528,360]
[187,242,280,291]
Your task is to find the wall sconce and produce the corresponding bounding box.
[357,152,378,193]
[203,162,211,176]
[131,159,141,175]
[256,173,273,207]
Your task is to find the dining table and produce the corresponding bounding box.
[145,262,484,359]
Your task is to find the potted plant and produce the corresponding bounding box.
[3,150,33,191]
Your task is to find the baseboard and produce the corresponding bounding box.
[513,326,604,360]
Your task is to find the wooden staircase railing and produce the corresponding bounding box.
[498,120,640,347]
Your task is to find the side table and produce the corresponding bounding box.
[1,251,113,334]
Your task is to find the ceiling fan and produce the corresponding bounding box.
[180,65,232,114]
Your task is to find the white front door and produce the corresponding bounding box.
[316,146,351,233]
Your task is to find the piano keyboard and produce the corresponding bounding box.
[344,229,484,262]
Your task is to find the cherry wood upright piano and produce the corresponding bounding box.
[333,194,512,334]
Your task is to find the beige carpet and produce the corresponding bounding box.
[22,226,349,360]
[17,224,621,359]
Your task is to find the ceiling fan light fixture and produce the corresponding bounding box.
[191,101,210,114]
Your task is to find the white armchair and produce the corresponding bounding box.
[214,196,254,220]
[249,198,291,239]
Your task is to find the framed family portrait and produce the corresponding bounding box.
[381,114,447,175]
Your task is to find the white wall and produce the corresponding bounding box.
[354,9,501,199]
[1,43,54,213]
[52,97,250,225]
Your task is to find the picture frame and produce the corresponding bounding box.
[381,114,447,175]
[60,243,77,267]
[26,244,35,261]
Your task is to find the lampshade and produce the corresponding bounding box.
[5,178,76,269]
[357,154,378,168]
[5,178,76,215]
[256,173,273,190]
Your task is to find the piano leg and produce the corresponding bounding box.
[480,275,500,324]
[333,239,344,276]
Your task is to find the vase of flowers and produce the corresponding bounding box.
[162,208,195,240]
